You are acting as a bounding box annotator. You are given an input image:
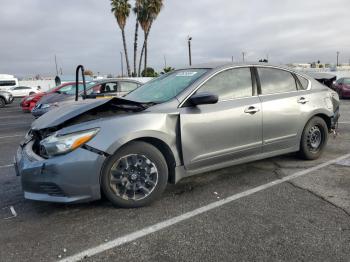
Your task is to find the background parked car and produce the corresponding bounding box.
[32,79,146,117]
[332,77,350,99]
[0,90,14,108]
[8,86,39,97]
[20,82,84,113]
[0,74,19,91]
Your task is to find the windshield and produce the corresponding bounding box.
[125,69,209,103]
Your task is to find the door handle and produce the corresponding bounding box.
[297,97,309,104]
[244,106,260,114]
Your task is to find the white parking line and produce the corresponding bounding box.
[339,121,350,124]
[0,164,14,169]
[59,153,350,262]
[0,134,24,139]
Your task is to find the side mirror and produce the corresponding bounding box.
[189,92,218,106]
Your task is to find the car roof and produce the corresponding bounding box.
[92,78,143,84]
[179,62,294,71]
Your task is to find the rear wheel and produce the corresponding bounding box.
[0,97,5,108]
[101,141,168,208]
[29,92,35,95]
[298,117,328,160]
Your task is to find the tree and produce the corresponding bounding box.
[84,69,94,76]
[132,0,142,77]
[137,0,163,76]
[160,67,175,74]
[111,0,132,77]
[141,67,159,77]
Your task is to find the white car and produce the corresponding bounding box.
[8,86,40,97]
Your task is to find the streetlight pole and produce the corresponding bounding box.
[188,36,192,66]
[54,55,59,76]
[120,51,124,77]
[336,51,340,67]
[242,52,246,62]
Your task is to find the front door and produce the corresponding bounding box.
[179,67,262,171]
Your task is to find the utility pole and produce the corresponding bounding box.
[336,51,340,67]
[164,55,167,69]
[120,51,124,77]
[188,36,192,66]
[242,51,246,62]
[231,56,234,62]
[54,55,58,76]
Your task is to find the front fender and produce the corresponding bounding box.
[81,113,182,165]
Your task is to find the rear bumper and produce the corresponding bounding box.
[15,140,106,203]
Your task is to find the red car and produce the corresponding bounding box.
[20,82,84,112]
[332,77,350,99]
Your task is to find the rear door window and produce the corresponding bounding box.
[258,68,297,94]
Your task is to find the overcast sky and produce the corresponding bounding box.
[0,0,349,76]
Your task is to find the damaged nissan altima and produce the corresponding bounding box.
[15,63,340,208]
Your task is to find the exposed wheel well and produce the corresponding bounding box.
[118,137,177,184]
[314,114,331,132]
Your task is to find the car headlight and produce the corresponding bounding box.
[40,128,99,157]
[41,104,51,109]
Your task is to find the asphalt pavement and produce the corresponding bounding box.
[0,99,349,262]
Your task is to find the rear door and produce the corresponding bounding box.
[256,67,302,152]
[179,67,262,171]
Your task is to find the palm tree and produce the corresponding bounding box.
[111,0,132,77]
[132,0,141,76]
[137,0,163,76]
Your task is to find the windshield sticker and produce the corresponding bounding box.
[176,72,198,77]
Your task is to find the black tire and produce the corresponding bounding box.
[101,141,168,208]
[0,97,5,108]
[29,92,35,95]
[298,117,328,160]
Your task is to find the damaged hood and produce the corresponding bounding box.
[31,97,149,130]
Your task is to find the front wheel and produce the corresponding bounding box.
[298,117,328,160]
[101,141,168,208]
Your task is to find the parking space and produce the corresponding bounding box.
[0,99,349,262]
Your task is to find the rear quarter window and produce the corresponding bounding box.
[296,75,309,90]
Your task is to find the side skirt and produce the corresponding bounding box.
[173,146,299,183]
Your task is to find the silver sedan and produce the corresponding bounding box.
[15,63,340,207]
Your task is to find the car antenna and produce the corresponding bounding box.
[75,65,87,101]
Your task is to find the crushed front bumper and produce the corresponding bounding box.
[15,140,106,203]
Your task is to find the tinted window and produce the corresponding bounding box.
[258,68,297,94]
[0,80,16,86]
[119,82,139,93]
[297,75,309,90]
[199,68,252,100]
[102,83,118,93]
